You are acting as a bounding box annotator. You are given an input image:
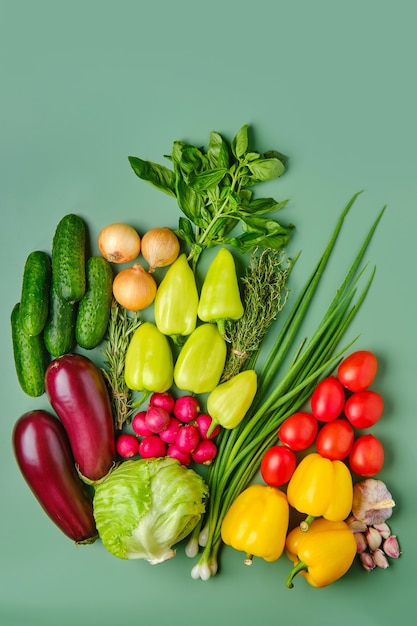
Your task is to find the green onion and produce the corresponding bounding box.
[189,192,386,580]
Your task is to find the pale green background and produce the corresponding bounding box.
[1,1,416,625]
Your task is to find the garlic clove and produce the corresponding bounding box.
[373,522,391,539]
[354,532,368,553]
[346,515,368,532]
[366,526,382,551]
[359,552,376,572]
[383,535,401,559]
[372,548,389,569]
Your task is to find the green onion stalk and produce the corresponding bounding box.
[187,192,386,580]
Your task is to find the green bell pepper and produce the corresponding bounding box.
[173,323,227,394]
[197,247,244,335]
[207,369,257,431]
[153,254,199,343]
[124,322,173,405]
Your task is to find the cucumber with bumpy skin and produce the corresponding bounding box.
[44,283,77,357]
[11,303,49,397]
[20,250,51,336]
[52,214,86,303]
[76,256,113,349]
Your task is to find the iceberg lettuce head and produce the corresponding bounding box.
[93,457,208,564]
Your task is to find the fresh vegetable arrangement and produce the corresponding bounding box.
[10,124,402,588]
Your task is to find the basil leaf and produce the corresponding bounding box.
[175,176,206,225]
[172,142,207,176]
[215,216,238,239]
[208,132,230,169]
[241,215,294,237]
[240,197,289,215]
[239,189,253,204]
[231,124,249,159]
[200,206,213,225]
[189,168,228,192]
[224,229,291,253]
[264,149,288,167]
[176,217,196,246]
[247,157,285,182]
[128,156,176,196]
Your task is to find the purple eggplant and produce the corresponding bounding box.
[45,353,116,483]
[13,410,97,543]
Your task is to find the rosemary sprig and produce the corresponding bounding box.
[221,247,292,381]
[101,299,142,431]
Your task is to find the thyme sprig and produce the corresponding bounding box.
[101,299,141,431]
[221,247,292,381]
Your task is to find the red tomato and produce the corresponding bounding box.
[260,445,297,486]
[348,434,384,476]
[344,390,384,429]
[315,419,354,460]
[310,376,345,422]
[337,350,378,392]
[278,412,318,451]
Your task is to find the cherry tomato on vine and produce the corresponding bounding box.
[260,445,297,486]
[310,376,345,422]
[344,390,384,429]
[337,350,378,392]
[278,411,318,451]
[315,419,354,460]
[348,434,384,476]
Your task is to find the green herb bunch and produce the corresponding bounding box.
[101,299,142,431]
[128,124,293,271]
[221,247,292,381]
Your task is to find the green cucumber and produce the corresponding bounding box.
[75,256,113,349]
[44,283,77,357]
[20,250,51,336]
[11,303,49,397]
[52,213,86,303]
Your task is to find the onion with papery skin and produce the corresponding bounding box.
[113,264,157,311]
[140,227,180,273]
[98,223,141,264]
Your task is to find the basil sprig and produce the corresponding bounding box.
[128,124,293,270]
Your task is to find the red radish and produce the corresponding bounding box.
[167,444,191,466]
[176,424,200,454]
[131,411,153,437]
[192,439,217,464]
[138,435,166,458]
[13,410,97,543]
[116,433,139,458]
[45,354,116,482]
[159,417,181,444]
[174,395,200,423]
[145,406,171,433]
[195,413,221,439]
[149,391,175,413]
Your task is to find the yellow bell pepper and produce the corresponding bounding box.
[286,452,353,528]
[285,518,357,588]
[221,484,289,565]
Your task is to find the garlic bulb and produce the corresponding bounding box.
[352,479,395,525]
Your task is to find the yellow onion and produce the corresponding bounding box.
[112,264,157,311]
[98,223,141,264]
[140,227,180,273]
